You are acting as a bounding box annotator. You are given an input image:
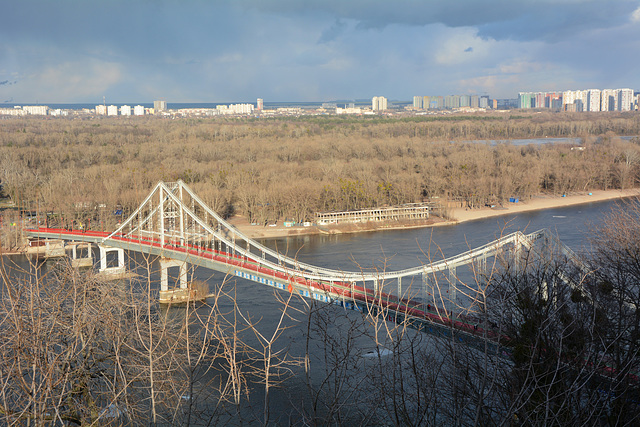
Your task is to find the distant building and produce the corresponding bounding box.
[601,89,617,112]
[257,98,263,110]
[22,105,48,115]
[619,88,634,111]
[120,105,131,116]
[412,96,423,109]
[336,107,362,115]
[423,96,430,109]
[154,100,167,112]
[517,92,533,109]
[95,105,107,115]
[372,96,387,111]
[587,89,601,112]
[49,109,68,116]
[133,105,145,116]
[107,105,118,116]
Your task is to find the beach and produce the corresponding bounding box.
[229,189,640,239]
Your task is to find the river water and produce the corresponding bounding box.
[261,198,625,272]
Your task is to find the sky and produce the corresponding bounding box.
[2,0,640,104]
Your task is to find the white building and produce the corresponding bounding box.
[601,89,618,111]
[22,105,48,115]
[618,88,634,111]
[257,98,263,110]
[372,96,388,111]
[562,90,576,111]
[336,107,362,115]
[154,100,167,111]
[587,89,601,112]
[120,105,132,116]
[107,105,118,116]
[412,96,423,109]
[133,105,145,116]
[49,109,69,117]
[95,105,107,115]
[0,108,26,116]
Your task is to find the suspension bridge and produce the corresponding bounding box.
[25,180,583,343]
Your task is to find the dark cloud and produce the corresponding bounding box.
[1,0,639,102]
[244,0,639,41]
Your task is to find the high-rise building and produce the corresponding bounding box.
[154,100,167,112]
[423,96,430,109]
[460,95,470,107]
[372,96,387,111]
[95,105,107,115]
[562,90,576,110]
[133,105,145,116]
[412,96,423,109]
[601,89,617,111]
[107,105,118,116]
[479,96,489,109]
[257,98,263,110]
[120,105,131,116]
[587,90,601,112]
[618,88,634,111]
[518,92,533,109]
[470,95,480,108]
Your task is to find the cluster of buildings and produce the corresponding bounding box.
[412,95,493,110]
[95,104,147,116]
[518,88,638,112]
[3,89,640,119]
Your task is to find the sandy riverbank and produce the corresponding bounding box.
[228,188,640,240]
[450,189,639,223]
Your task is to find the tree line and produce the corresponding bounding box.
[1,113,640,234]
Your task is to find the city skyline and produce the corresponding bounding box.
[3,1,640,103]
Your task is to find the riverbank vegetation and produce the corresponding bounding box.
[1,112,640,237]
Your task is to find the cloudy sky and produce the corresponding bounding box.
[2,0,640,104]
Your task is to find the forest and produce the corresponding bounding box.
[1,111,640,233]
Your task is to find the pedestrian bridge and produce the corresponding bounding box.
[26,180,583,342]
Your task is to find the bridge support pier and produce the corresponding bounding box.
[70,242,93,269]
[159,258,206,304]
[98,246,126,279]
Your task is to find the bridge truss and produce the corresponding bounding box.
[26,180,586,339]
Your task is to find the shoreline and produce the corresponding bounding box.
[229,189,640,240]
